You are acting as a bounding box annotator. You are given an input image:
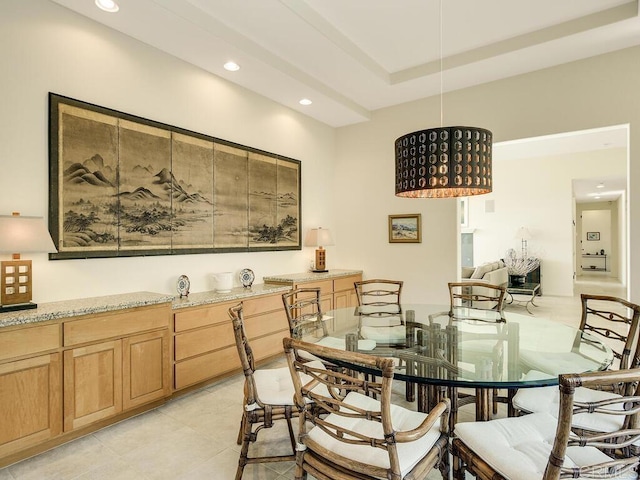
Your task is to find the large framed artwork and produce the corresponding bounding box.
[48,93,301,259]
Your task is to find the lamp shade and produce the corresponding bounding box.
[0,215,57,254]
[304,227,334,247]
[395,126,492,198]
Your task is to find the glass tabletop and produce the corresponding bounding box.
[318,304,613,389]
[507,282,540,294]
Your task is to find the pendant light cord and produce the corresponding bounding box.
[439,0,443,128]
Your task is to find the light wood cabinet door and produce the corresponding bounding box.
[334,288,358,309]
[0,353,62,458]
[64,340,122,432]
[123,330,170,410]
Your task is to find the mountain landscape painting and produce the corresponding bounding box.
[49,94,301,259]
[58,104,119,253]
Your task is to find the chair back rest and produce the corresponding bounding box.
[283,337,450,479]
[282,288,329,340]
[544,368,640,479]
[228,303,259,405]
[579,294,640,370]
[354,279,403,317]
[448,281,506,322]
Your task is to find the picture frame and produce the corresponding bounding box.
[586,232,600,241]
[48,93,301,260]
[388,214,422,243]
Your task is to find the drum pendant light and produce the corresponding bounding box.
[395,2,493,199]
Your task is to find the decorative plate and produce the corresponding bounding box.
[177,275,190,297]
[239,268,255,288]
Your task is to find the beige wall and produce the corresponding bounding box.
[0,1,336,302]
[2,1,639,305]
[466,148,625,297]
[335,47,639,303]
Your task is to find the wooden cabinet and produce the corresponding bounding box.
[123,330,170,410]
[173,292,288,392]
[333,275,360,308]
[0,353,61,458]
[0,323,62,458]
[270,272,362,310]
[62,304,171,431]
[64,340,122,431]
[0,294,172,467]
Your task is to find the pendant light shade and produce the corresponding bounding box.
[395,126,493,198]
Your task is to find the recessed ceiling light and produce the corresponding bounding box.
[299,98,312,106]
[95,0,119,12]
[223,61,240,72]
[596,183,605,188]
[594,196,601,199]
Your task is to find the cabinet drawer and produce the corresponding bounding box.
[334,275,361,293]
[242,293,284,316]
[174,302,232,332]
[297,280,333,294]
[174,346,240,389]
[64,304,170,346]
[174,323,235,361]
[251,332,288,362]
[244,311,288,340]
[0,324,60,362]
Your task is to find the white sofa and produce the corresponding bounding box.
[461,260,509,287]
[460,261,509,309]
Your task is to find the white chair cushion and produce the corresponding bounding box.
[455,412,637,480]
[519,349,608,377]
[315,335,377,351]
[512,370,625,433]
[252,360,328,407]
[360,325,406,343]
[307,391,444,477]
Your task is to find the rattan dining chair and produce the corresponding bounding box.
[283,337,451,480]
[448,281,507,323]
[282,287,376,351]
[512,294,640,418]
[452,368,640,480]
[229,303,320,480]
[447,281,507,419]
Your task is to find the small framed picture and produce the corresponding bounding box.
[389,214,422,243]
[586,232,600,241]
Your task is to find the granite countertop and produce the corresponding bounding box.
[0,291,174,328]
[0,270,361,329]
[172,283,291,310]
[263,269,362,284]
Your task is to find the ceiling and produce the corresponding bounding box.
[494,126,628,203]
[50,0,640,128]
[49,0,634,202]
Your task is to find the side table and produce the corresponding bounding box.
[506,282,540,314]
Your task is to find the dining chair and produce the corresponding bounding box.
[282,288,376,351]
[448,281,507,323]
[452,367,640,480]
[228,303,302,480]
[513,294,640,418]
[354,279,405,344]
[447,281,507,419]
[282,337,451,480]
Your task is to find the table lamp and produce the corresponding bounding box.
[305,227,334,273]
[0,212,57,312]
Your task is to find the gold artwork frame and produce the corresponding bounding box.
[388,214,422,243]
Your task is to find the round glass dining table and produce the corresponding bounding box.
[318,304,614,426]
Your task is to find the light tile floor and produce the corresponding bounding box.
[0,277,625,480]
